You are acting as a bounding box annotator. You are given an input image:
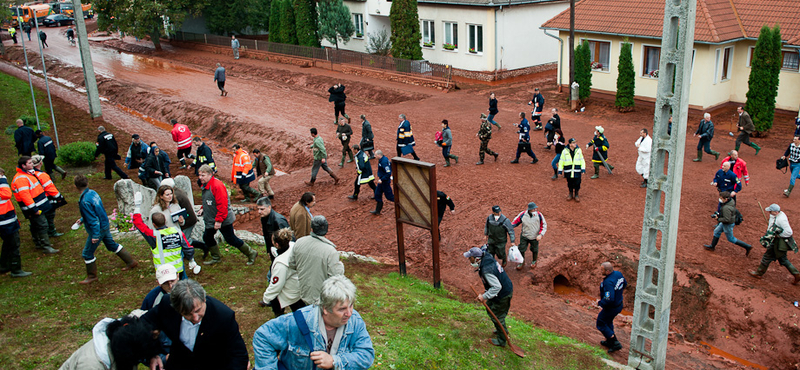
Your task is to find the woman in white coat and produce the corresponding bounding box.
[635,128,652,188]
[260,227,305,317]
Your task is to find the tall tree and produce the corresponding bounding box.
[95,0,208,51]
[745,25,782,133]
[278,0,298,45]
[205,0,270,35]
[574,40,593,101]
[615,41,635,111]
[294,0,319,47]
[317,0,354,50]
[269,0,282,43]
[389,0,422,60]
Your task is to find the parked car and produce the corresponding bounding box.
[42,14,73,27]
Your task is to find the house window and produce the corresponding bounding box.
[422,20,435,47]
[353,14,363,38]
[587,40,610,71]
[468,24,483,53]
[782,50,800,71]
[720,46,733,81]
[443,22,457,50]
[643,46,660,77]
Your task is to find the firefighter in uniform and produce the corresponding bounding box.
[170,119,193,169]
[0,168,32,277]
[558,138,586,202]
[191,137,216,176]
[597,262,627,353]
[11,156,59,254]
[587,126,614,179]
[231,144,260,203]
[476,114,498,165]
[371,150,394,215]
[347,145,375,201]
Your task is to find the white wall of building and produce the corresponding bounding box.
[496,1,567,70]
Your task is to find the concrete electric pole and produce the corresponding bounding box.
[71,0,102,118]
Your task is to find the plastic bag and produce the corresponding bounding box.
[508,245,524,264]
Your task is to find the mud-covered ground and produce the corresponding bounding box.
[3,28,799,369]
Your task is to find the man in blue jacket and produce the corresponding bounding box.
[252,275,375,370]
[371,150,394,215]
[597,262,627,353]
[35,130,67,179]
[510,112,538,164]
[693,113,720,162]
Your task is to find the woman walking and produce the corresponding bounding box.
[437,120,459,167]
[487,92,501,129]
[550,129,566,180]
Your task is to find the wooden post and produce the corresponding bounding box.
[429,166,440,288]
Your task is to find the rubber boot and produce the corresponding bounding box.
[444,157,451,167]
[204,245,222,265]
[749,264,768,278]
[712,150,720,160]
[591,163,600,179]
[493,152,499,161]
[735,240,752,256]
[607,336,623,353]
[693,150,703,162]
[450,154,459,164]
[80,262,98,284]
[339,155,345,167]
[332,173,340,185]
[784,184,794,198]
[751,142,761,155]
[180,158,187,169]
[116,248,138,271]
[574,189,580,203]
[9,256,31,278]
[305,179,315,187]
[238,243,258,265]
[704,236,719,251]
[551,169,558,180]
[347,151,354,163]
[371,201,383,215]
[793,273,800,285]
[567,189,574,201]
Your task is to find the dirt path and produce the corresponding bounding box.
[3,33,799,369]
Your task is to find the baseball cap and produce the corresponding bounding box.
[765,204,781,212]
[156,264,178,285]
[527,202,538,211]
[463,247,484,258]
[492,205,501,213]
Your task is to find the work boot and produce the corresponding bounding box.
[305,180,315,186]
[332,174,340,185]
[450,154,459,164]
[444,158,450,167]
[693,150,703,162]
[339,156,345,167]
[607,337,623,353]
[574,189,580,202]
[566,189,574,201]
[751,143,761,155]
[493,153,499,161]
[9,256,31,278]
[531,158,538,164]
[490,338,506,347]
[116,248,138,271]
[712,150,720,160]
[475,161,484,165]
[79,261,98,284]
[703,236,719,251]
[735,240,752,256]
[793,273,800,285]
[371,202,383,215]
[37,246,60,254]
[784,185,794,197]
[347,195,358,200]
[238,243,258,265]
[204,245,222,265]
[591,164,600,179]
[49,231,65,237]
[510,159,519,164]
[640,180,648,188]
[749,264,767,278]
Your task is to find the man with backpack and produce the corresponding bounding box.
[704,191,752,256]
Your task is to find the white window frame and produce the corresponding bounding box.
[720,46,733,82]
[421,20,435,47]
[713,48,721,84]
[582,38,611,72]
[353,14,364,38]
[640,44,661,79]
[443,21,458,51]
[467,24,483,55]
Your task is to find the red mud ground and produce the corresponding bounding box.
[3,29,800,369]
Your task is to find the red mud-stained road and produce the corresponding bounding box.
[3,27,800,369]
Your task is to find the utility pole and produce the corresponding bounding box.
[17,8,41,130]
[71,0,102,119]
[31,16,60,147]
[628,0,697,368]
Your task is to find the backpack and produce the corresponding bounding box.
[735,209,744,226]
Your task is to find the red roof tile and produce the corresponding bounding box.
[541,0,800,46]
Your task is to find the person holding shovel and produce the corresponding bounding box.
[464,246,513,347]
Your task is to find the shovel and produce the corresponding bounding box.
[471,285,526,358]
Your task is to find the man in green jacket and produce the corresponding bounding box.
[288,215,345,305]
[736,106,761,155]
[305,128,340,186]
[253,148,275,199]
[484,205,515,267]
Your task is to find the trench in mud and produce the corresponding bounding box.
[699,341,768,370]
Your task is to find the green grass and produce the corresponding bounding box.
[0,71,52,134]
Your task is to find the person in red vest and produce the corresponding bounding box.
[231,144,260,203]
[0,167,32,277]
[170,119,193,169]
[11,156,59,255]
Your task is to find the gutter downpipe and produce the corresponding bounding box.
[543,28,563,91]
[494,5,500,80]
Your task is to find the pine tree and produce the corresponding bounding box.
[745,25,782,133]
[615,41,635,111]
[389,0,422,60]
[278,0,298,45]
[317,0,355,49]
[269,0,282,43]
[293,0,319,47]
[574,40,593,101]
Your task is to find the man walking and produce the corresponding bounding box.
[693,113,720,162]
[396,114,419,160]
[38,30,47,48]
[170,119,193,169]
[484,205,515,267]
[289,216,345,306]
[75,174,137,284]
[436,190,455,229]
[597,262,627,353]
[36,130,67,179]
[437,120,459,167]
[23,21,31,41]
[347,145,375,201]
[305,128,339,186]
[0,168,32,277]
[529,87,545,130]
[360,114,375,159]
[587,126,614,179]
[95,126,129,180]
[9,26,17,44]
[544,108,561,150]
[558,138,586,202]
[11,156,59,255]
[197,164,258,266]
[191,137,216,175]
[214,63,228,96]
[336,118,354,167]
[635,128,652,188]
[750,204,800,284]
[720,150,749,193]
[252,148,275,199]
[464,246,513,347]
[257,197,290,258]
[14,119,35,157]
[510,112,538,164]
[511,202,547,270]
[328,83,348,124]
[736,106,760,155]
[231,144,260,202]
[781,136,800,197]
[371,150,394,215]
[711,162,740,198]
[476,114,498,165]
[704,191,752,255]
[289,192,315,238]
[231,35,240,59]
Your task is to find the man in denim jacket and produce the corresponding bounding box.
[252,275,374,370]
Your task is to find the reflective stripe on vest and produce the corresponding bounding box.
[12,174,48,210]
[152,228,185,273]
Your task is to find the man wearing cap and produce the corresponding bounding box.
[13,119,35,157]
[464,246,513,347]
[704,191,752,255]
[35,130,67,179]
[476,114,498,165]
[558,138,586,202]
[511,202,547,270]
[750,204,800,284]
[170,119,193,169]
[484,206,515,267]
[597,261,627,353]
[371,151,394,215]
[125,134,149,172]
[95,126,129,180]
[141,264,180,310]
[587,126,613,179]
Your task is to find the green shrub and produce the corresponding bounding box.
[575,40,593,102]
[4,115,49,135]
[56,141,96,167]
[615,41,635,111]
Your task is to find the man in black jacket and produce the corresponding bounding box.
[14,119,36,157]
[360,114,375,159]
[693,113,720,162]
[142,279,249,370]
[95,126,129,180]
[484,205,515,267]
[257,197,290,260]
[464,246,513,347]
[143,146,170,190]
[191,137,216,176]
[328,83,348,124]
[35,130,67,179]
